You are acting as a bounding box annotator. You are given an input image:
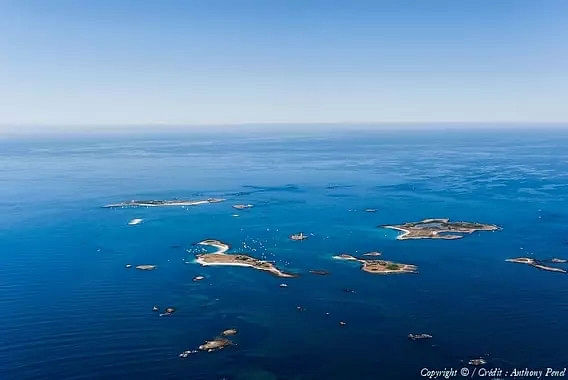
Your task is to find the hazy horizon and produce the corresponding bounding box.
[1,0,567,130]
[2,122,568,138]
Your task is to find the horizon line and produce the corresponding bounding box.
[1,121,567,137]
[2,120,568,127]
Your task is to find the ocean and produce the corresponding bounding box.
[1,127,567,379]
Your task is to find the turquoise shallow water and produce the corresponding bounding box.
[0,128,567,379]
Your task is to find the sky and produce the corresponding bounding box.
[0,0,567,130]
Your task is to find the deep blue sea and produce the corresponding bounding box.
[1,128,567,379]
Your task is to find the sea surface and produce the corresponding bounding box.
[1,127,567,379]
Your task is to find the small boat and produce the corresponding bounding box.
[290,232,308,241]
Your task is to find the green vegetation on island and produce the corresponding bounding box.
[382,218,499,240]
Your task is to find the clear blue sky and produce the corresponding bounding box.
[1,0,567,128]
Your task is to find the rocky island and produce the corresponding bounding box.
[232,204,253,210]
[135,265,156,270]
[179,329,237,357]
[160,307,176,316]
[506,257,567,273]
[103,198,225,208]
[195,239,297,278]
[382,218,499,240]
[222,328,237,336]
[199,337,233,352]
[309,269,329,275]
[468,358,487,366]
[408,333,433,341]
[333,253,417,274]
